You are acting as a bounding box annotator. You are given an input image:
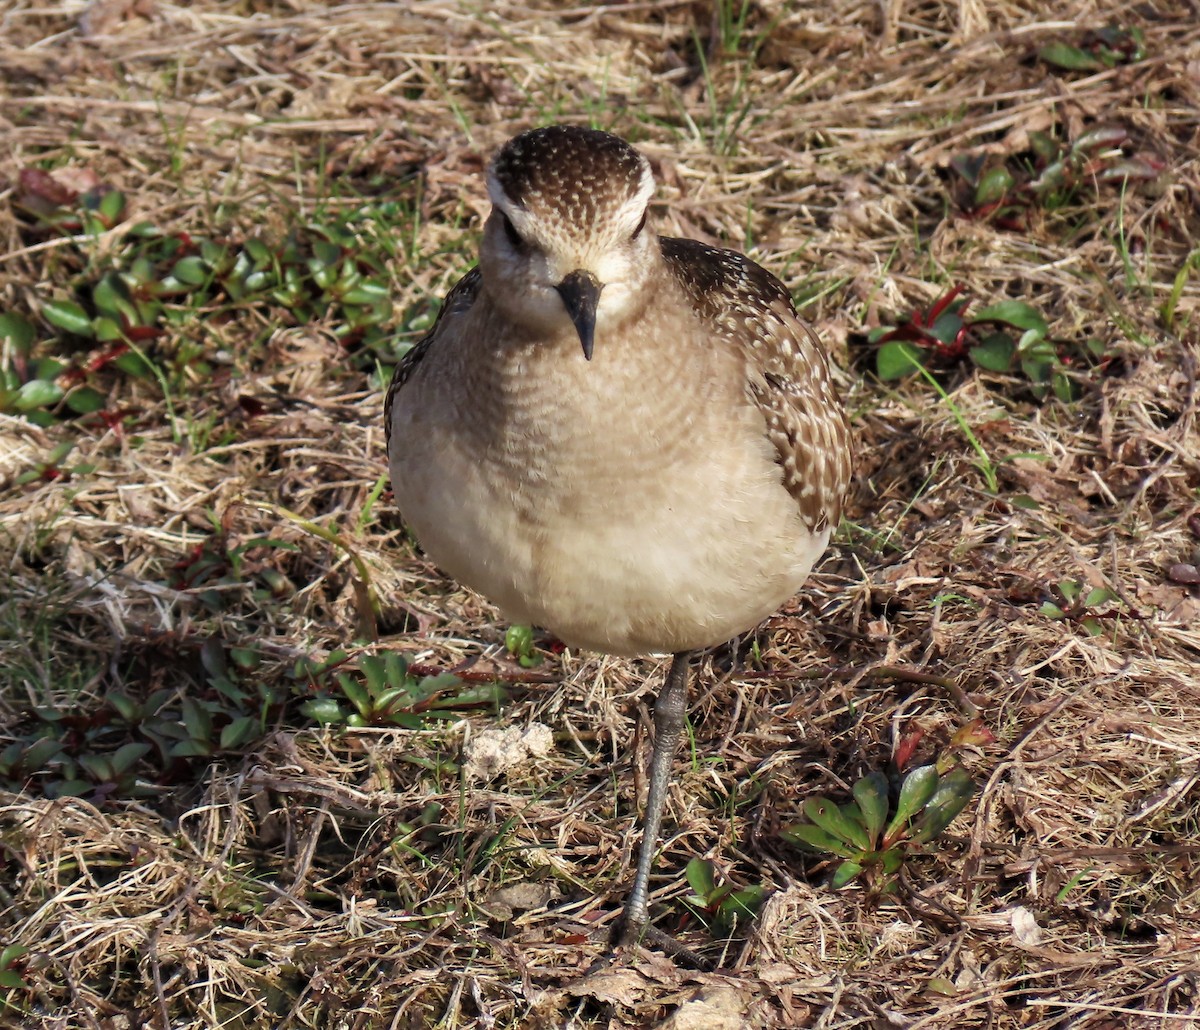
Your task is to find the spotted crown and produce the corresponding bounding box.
[487,125,652,227]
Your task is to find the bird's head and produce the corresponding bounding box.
[480,125,658,360]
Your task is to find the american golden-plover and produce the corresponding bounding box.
[386,125,851,964]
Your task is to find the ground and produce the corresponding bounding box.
[1,1,1199,1027]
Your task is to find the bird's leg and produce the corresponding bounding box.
[616,651,710,967]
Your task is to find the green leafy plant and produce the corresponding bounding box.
[504,624,542,668]
[297,650,505,728]
[0,944,32,1017]
[782,766,976,889]
[782,721,992,889]
[1037,25,1146,72]
[874,284,1104,402]
[951,124,1162,228]
[169,515,300,614]
[0,945,30,992]
[0,586,283,801]
[1,680,254,801]
[1040,578,1123,636]
[683,858,766,935]
[11,441,96,486]
[3,168,401,428]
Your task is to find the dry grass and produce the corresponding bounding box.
[2,0,1199,1026]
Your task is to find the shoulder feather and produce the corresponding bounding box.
[384,266,482,455]
[660,237,851,532]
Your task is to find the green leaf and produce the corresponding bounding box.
[1017,327,1051,354]
[50,779,91,797]
[111,742,151,774]
[34,357,64,381]
[0,970,27,989]
[1072,125,1129,153]
[0,944,29,967]
[336,261,362,289]
[23,737,64,769]
[312,240,342,267]
[172,256,211,287]
[359,655,387,696]
[420,672,466,700]
[230,647,261,670]
[98,189,126,225]
[124,220,160,238]
[113,352,153,378]
[311,263,338,290]
[969,332,1015,372]
[974,167,1014,206]
[301,698,344,724]
[1052,370,1080,402]
[802,796,869,850]
[11,379,63,411]
[1020,354,1055,383]
[780,822,858,858]
[93,316,124,341]
[852,771,889,846]
[505,624,533,654]
[1038,43,1103,71]
[876,341,924,380]
[199,239,229,267]
[46,441,74,466]
[686,858,716,900]
[929,312,963,347]
[220,716,259,750]
[831,860,865,888]
[1028,132,1060,162]
[717,884,766,929]
[91,275,128,320]
[428,682,504,708]
[341,281,390,305]
[336,673,371,718]
[0,312,37,353]
[108,692,140,721]
[382,651,409,690]
[181,697,213,742]
[909,766,976,844]
[884,764,939,842]
[973,302,1048,333]
[243,270,274,292]
[42,299,95,337]
[373,686,413,715]
[1098,158,1161,182]
[244,238,273,267]
[78,754,115,782]
[65,386,106,414]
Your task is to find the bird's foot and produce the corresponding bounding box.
[614,913,714,971]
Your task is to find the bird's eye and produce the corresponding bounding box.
[501,213,525,251]
[631,209,648,240]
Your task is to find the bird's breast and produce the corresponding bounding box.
[389,309,825,654]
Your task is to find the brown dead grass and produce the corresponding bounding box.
[2,0,1200,1027]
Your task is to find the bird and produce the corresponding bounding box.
[385,124,851,964]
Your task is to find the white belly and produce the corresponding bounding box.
[390,336,827,656]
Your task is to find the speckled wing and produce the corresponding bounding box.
[384,266,482,455]
[661,237,851,533]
